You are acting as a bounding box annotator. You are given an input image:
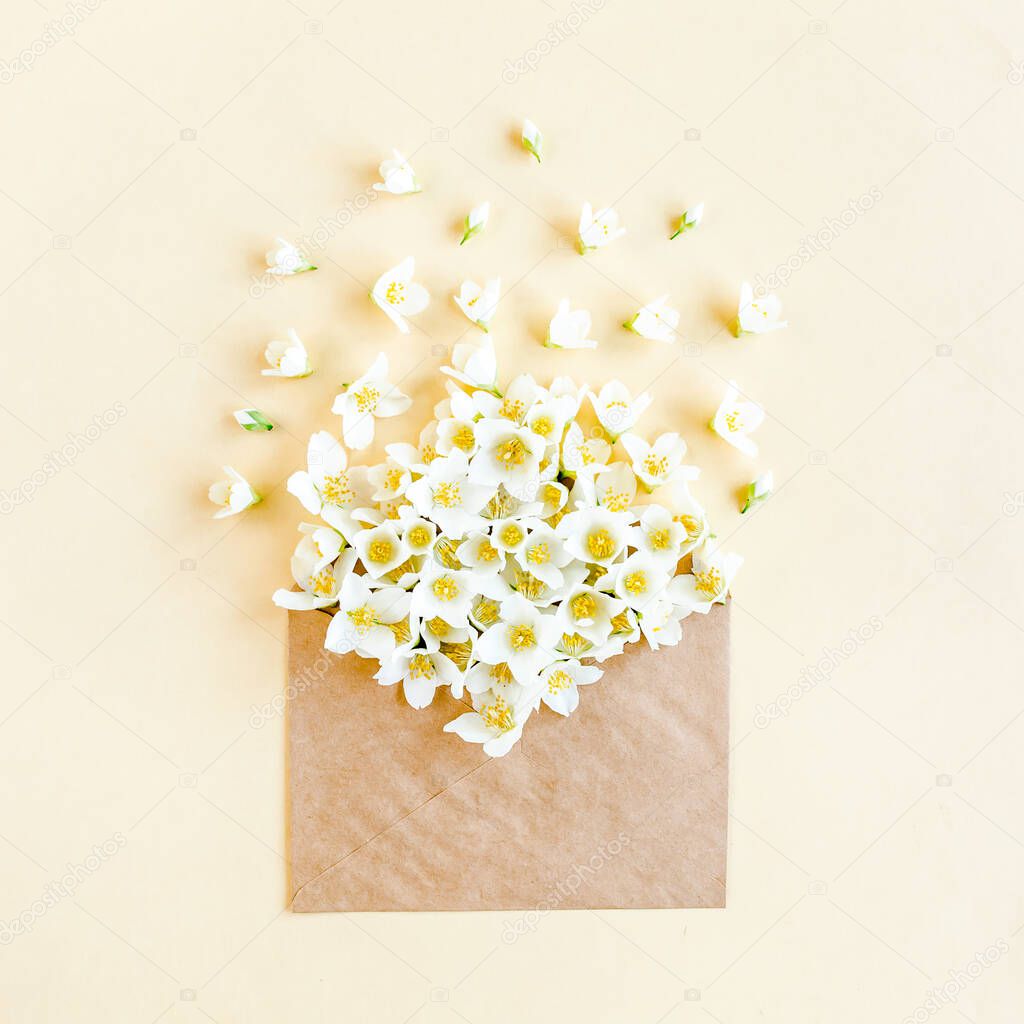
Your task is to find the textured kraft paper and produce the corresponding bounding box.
[286,604,730,912]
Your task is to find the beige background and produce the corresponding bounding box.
[1,0,1023,1020]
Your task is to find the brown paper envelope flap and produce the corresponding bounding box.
[288,604,730,911]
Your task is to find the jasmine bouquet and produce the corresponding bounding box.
[270,338,741,757]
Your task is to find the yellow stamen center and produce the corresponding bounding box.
[321,472,352,506]
[368,539,393,563]
[571,593,597,621]
[547,670,572,694]
[473,598,500,626]
[482,695,515,733]
[477,538,499,562]
[433,481,462,508]
[586,528,616,560]
[426,616,450,638]
[500,523,524,548]
[353,386,380,414]
[408,653,435,680]
[603,490,631,512]
[407,525,432,549]
[531,416,554,437]
[527,542,550,565]
[624,570,647,595]
[648,528,672,551]
[432,576,460,602]
[385,281,405,306]
[500,398,525,421]
[347,606,378,632]
[643,454,669,478]
[694,567,724,597]
[497,437,529,467]
[508,624,536,651]
[308,569,334,596]
[451,425,475,451]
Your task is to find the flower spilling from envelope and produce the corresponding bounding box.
[273,342,741,757]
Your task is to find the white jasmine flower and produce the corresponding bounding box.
[456,531,506,576]
[372,149,421,195]
[577,202,625,253]
[233,409,273,431]
[331,352,412,450]
[557,507,632,567]
[475,593,559,683]
[710,381,764,457]
[621,431,694,491]
[366,456,412,502]
[262,327,313,378]
[325,576,412,659]
[460,201,490,244]
[670,202,703,239]
[273,544,353,611]
[589,380,652,439]
[623,295,679,344]
[209,466,260,518]
[668,543,743,613]
[405,451,493,538]
[639,597,686,650]
[490,518,531,556]
[516,523,572,590]
[352,522,410,579]
[454,277,501,332]
[560,421,611,478]
[546,299,597,350]
[265,237,316,275]
[553,584,627,647]
[524,394,575,448]
[370,256,430,334]
[470,420,545,493]
[444,689,535,757]
[585,462,637,513]
[441,336,500,395]
[376,649,463,708]
[742,470,774,513]
[399,514,437,556]
[287,431,371,540]
[736,281,787,336]
[521,119,543,163]
[630,504,685,568]
[410,563,476,628]
[599,552,670,611]
[537,659,602,716]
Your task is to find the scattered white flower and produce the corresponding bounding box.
[742,470,774,513]
[460,201,490,244]
[372,149,421,195]
[405,450,493,538]
[262,327,313,378]
[546,299,597,350]
[209,466,260,519]
[273,538,352,611]
[736,281,787,336]
[521,119,543,163]
[370,256,430,334]
[233,409,273,432]
[577,202,625,253]
[475,593,560,684]
[265,237,316,275]
[589,380,652,439]
[325,575,412,659]
[331,353,412,451]
[352,522,410,579]
[441,337,500,395]
[623,295,679,344]
[710,381,765,457]
[454,277,501,332]
[670,202,704,239]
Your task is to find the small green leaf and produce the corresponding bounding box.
[234,409,274,432]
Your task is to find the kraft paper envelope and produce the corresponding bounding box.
[287,603,730,912]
